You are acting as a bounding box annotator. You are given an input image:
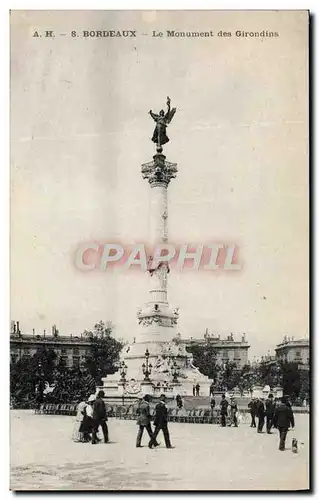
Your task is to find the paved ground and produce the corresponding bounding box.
[10,410,309,491]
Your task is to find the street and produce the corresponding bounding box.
[10,410,309,491]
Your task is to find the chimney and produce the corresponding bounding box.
[16,321,20,335]
[32,329,35,336]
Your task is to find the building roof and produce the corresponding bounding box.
[10,333,91,346]
[275,337,309,351]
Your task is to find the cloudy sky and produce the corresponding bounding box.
[10,10,308,357]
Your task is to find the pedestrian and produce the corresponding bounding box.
[192,384,196,396]
[210,394,216,417]
[229,397,238,427]
[176,394,183,409]
[248,398,257,428]
[196,383,200,396]
[79,394,95,442]
[265,393,275,434]
[136,395,159,449]
[92,390,109,444]
[272,396,295,451]
[256,398,265,433]
[209,382,214,396]
[72,394,86,442]
[220,394,229,427]
[153,394,173,448]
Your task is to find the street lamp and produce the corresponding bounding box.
[171,359,179,383]
[275,362,282,387]
[120,361,128,382]
[142,348,152,381]
[119,361,128,405]
[36,361,45,405]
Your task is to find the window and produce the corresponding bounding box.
[73,357,80,368]
[61,348,67,355]
[222,351,229,359]
[61,356,69,367]
[73,347,79,356]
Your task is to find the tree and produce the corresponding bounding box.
[186,341,219,380]
[10,321,124,406]
[280,361,308,401]
[10,346,57,405]
[237,364,254,395]
[83,321,124,385]
[219,361,245,391]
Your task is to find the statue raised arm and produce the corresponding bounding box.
[149,110,159,121]
[149,97,176,148]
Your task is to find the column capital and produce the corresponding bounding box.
[141,153,178,187]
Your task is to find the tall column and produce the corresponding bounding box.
[148,172,169,306]
[136,151,178,340]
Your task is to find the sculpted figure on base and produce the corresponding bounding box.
[149,96,176,148]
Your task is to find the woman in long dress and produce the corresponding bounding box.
[79,395,96,442]
[72,399,87,442]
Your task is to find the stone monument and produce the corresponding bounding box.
[101,98,211,401]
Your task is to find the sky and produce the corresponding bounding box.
[10,10,309,357]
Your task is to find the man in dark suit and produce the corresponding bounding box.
[256,398,265,433]
[265,393,275,434]
[220,394,229,427]
[272,396,295,451]
[92,390,109,444]
[248,398,257,428]
[136,395,158,449]
[229,397,238,427]
[153,394,173,448]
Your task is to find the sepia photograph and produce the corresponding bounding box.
[10,9,309,491]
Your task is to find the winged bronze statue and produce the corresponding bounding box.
[149,96,176,148]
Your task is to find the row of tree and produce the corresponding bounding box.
[186,340,310,402]
[10,321,124,407]
[11,323,310,407]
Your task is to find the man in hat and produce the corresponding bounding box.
[136,395,158,449]
[229,397,238,427]
[265,393,275,434]
[248,398,257,428]
[153,394,173,448]
[92,390,109,444]
[272,396,295,451]
[220,394,229,427]
[256,397,265,433]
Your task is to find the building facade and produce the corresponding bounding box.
[275,336,309,365]
[10,322,91,369]
[181,331,250,368]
